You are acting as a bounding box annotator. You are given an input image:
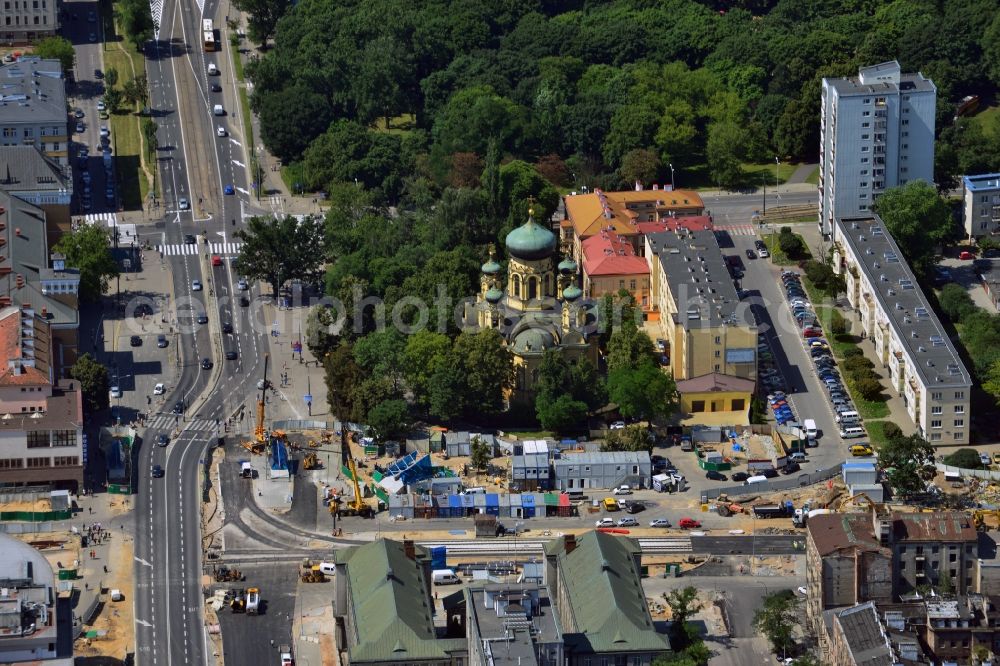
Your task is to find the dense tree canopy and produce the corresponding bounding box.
[250,0,998,200]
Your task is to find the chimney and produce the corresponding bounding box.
[403,539,415,560]
[564,534,577,555]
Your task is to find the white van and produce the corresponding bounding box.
[207,63,218,75]
[836,410,860,424]
[803,419,817,440]
[319,562,337,577]
[840,426,866,439]
[213,104,225,116]
[462,487,485,495]
[745,475,768,486]
[432,569,461,585]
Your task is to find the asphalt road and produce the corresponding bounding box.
[214,562,299,666]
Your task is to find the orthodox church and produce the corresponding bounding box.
[465,206,600,407]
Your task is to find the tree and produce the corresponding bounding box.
[234,215,324,299]
[103,88,124,115]
[53,225,119,301]
[141,118,158,160]
[943,448,985,469]
[114,0,153,47]
[232,0,293,47]
[879,434,934,497]
[872,181,954,278]
[607,362,678,421]
[35,36,75,71]
[603,424,653,452]
[324,341,366,422]
[983,358,1000,407]
[938,569,955,595]
[778,228,805,259]
[124,76,149,109]
[367,399,411,441]
[70,353,109,413]
[606,320,657,372]
[938,283,976,323]
[665,587,703,646]
[706,121,745,189]
[470,436,491,471]
[402,331,452,409]
[752,591,799,656]
[803,260,844,299]
[105,67,119,88]
[452,329,514,417]
[619,148,660,187]
[537,394,589,433]
[853,377,883,401]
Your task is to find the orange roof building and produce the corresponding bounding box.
[564,187,707,260]
[580,231,651,310]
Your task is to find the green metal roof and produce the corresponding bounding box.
[336,540,448,662]
[549,532,671,655]
[505,213,557,260]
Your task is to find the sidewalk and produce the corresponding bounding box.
[261,300,330,424]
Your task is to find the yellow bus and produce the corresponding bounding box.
[203,19,215,52]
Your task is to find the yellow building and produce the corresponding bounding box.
[675,373,754,426]
[465,208,599,407]
[644,228,757,382]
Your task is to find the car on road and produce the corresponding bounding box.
[157,334,167,348]
[678,518,701,529]
[211,255,223,267]
[130,335,142,347]
[151,464,164,478]
[172,401,184,414]
[191,279,202,291]
[781,462,801,474]
[993,452,1000,465]
[595,517,615,528]
[156,434,169,447]
[75,122,84,133]
[609,420,626,430]
[612,485,632,495]
[761,468,779,478]
[184,234,196,244]
[211,83,222,92]
[221,322,233,334]
[178,197,189,210]
[200,358,213,370]
[745,248,756,259]
[239,296,250,307]
[110,386,122,399]
[225,350,238,360]
[224,184,235,195]
[153,383,165,395]
[650,518,671,528]
[196,314,208,325]
[216,126,226,137]
[616,517,639,527]
[237,278,248,290]
[731,472,750,482]
[705,470,727,481]
[75,108,85,119]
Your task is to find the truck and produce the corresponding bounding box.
[752,501,794,519]
[245,587,260,615]
[279,644,293,666]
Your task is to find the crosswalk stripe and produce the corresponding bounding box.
[713,224,757,236]
[155,242,243,257]
[144,416,218,431]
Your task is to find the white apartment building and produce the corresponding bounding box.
[819,61,936,237]
[0,0,59,41]
[835,216,971,445]
[962,173,1000,238]
[0,58,68,166]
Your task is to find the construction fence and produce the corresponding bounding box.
[699,461,843,502]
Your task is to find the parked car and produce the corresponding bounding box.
[172,401,185,414]
[595,517,615,528]
[731,472,750,482]
[650,518,672,528]
[678,518,702,529]
[609,420,626,430]
[960,250,976,260]
[612,485,632,495]
[153,383,165,395]
[616,517,639,527]
[745,248,756,259]
[110,386,122,399]
[706,470,727,481]
[781,462,801,474]
[157,334,168,348]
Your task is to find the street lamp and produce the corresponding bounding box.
[774,156,780,190]
[669,163,675,190]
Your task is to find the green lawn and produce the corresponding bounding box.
[804,166,820,185]
[762,232,811,266]
[104,6,151,208]
[971,104,1000,138]
[865,420,894,448]
[741,161,798,188]
[372,113,417,134]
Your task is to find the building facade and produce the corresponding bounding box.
[675,373,754,426]
[0,145,72,247]
[819,61,936,236]
[0,0,59,42]
[645,228,757,382]
[835,215,972,444]
[0,59,69,166]
[551,451,651,491]
[962,173,1000,239]
[580,230,651,311]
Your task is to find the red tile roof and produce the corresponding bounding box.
[566,189,706,239]
[633,214,714,235]
[0,306,48,386]
[581,231,649,277]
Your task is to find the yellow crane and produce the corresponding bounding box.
[242,354,270,454]
[328,430,372,518]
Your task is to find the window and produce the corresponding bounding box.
[954,405,965,414]
[932,546,939,554]
[931,433,942,441]
[714,350,721,358]
[26,431,48,449]
[903,108,909,114]
[52,430,75,447]
[899,560,906,570]
[53,456,78,467]
[859,205,868,211]
[860,193,868,199]
[860,170,869,175]
[932,392,942,400]
[691,400,705,413]
[950,553,957,562]
[26,457,49,468]
[714,364,720,371]
[954,419,964,428]
[932,406,942,415]
[861,157,869,163]
[731,398,745,411]
[902,131,909,137]
[901,119,909,126]
[861,134,870,140]
[931,420,942,429]
[861,146,869,152]
[902,143,908,149]
[629,279,636,290]
[714,336,721,344]
[860,182,868,188]
[956,391,965,399]
[863,99,871,104]
[862,122,870,128]
[0,458,23,469]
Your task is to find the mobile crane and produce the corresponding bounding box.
[243,354,270,455]
[327,430,373,518]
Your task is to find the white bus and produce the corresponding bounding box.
[203,19,215,52]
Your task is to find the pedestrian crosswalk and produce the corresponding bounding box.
[714,224,757,237]
[78,212,119,227]
[145,415,219,432]
[157,242,244,256]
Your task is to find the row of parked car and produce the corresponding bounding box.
[782,271,867,442]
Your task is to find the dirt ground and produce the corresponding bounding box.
[648,587,727,637]
[0,498,53,512]
[74,538,135,660]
